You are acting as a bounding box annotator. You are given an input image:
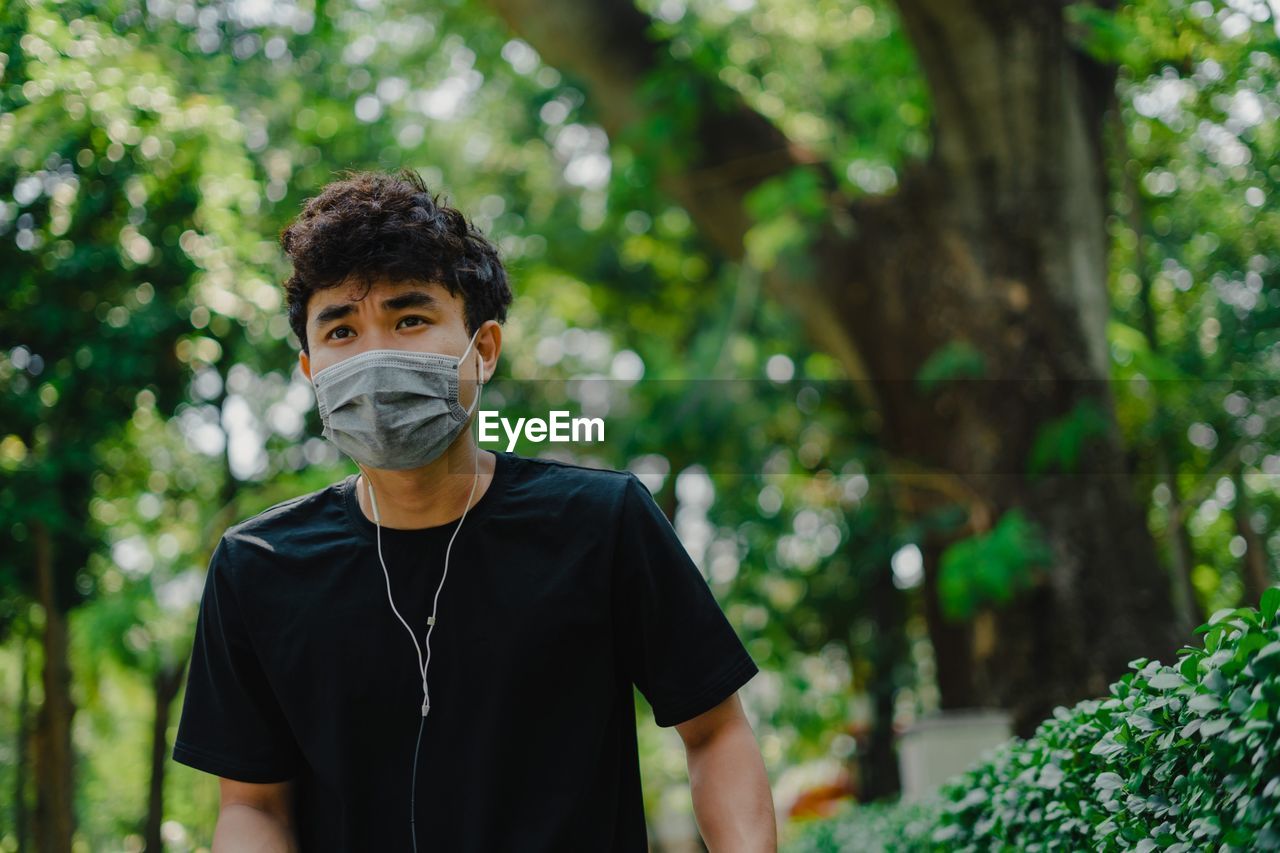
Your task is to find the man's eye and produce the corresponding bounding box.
[329,326,354,340]
[397,316,428,329]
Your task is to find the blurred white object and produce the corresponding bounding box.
[897,709,1013,803]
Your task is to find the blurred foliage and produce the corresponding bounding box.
[1027,399,1114,479]
[937,510,1055,623]
[914,342,988,395]
[1096,0,1280,618]
[743,166,829,272]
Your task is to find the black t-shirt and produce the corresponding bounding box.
[172,450,759,851]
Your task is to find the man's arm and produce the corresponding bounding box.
[214,777,299,853]
[675,693,777,852]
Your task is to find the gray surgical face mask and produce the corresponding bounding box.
[310,326,483,470]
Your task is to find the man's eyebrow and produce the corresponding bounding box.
[311,288,440,330]
[381,290,441,312]
[312,302,354,330]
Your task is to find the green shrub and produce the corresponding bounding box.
[785,589,1280,852]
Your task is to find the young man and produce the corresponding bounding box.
[172,169,776,851]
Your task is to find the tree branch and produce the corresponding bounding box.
[482,0,882,399]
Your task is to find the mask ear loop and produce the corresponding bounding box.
[457,323,483,373]
[461,332,486,417]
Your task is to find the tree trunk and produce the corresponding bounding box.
[485,0,1181,734]
[143,663,187,853]
[919,531,978,709]
[1154,438,1204,631]
[33,521,75,853]
[16,627,32,852]
[859,555,904,802]
[845,0,1178,729]
[1234,464,1273,606]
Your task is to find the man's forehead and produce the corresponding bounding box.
[310,278,449,308]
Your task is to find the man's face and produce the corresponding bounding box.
[298,278,495,386]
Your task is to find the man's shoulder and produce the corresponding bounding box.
[507,452,635,496]
[503,452,647,526]
[220,477,351,560]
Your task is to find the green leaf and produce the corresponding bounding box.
[1027,398,1112,478]
[1261,586,1280,625]
[915,341,988,394]
[1094,771,1125,790]
[1207,607,1237,626]
[1147,672,1185,691]
[1252,642,1280,676]
[1199,718,1231,738]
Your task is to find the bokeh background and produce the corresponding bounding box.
[2,0,1279,849]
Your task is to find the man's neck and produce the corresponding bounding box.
[356,439,497,530]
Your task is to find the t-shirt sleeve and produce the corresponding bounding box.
[612,473,759,728]
[172,535,302,783]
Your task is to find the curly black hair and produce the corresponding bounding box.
[279,168,513,353]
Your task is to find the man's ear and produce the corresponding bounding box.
[299,349,312,381]
[478,320,501,384]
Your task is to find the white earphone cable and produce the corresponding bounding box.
[365,482,428,703]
